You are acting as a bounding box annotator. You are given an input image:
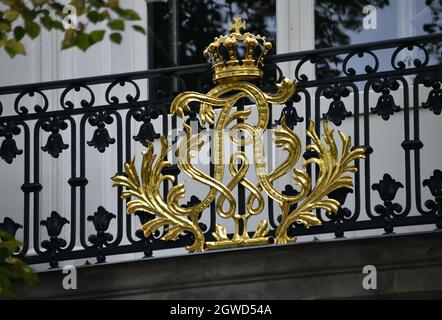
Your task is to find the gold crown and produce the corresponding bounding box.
[204,17,272,84]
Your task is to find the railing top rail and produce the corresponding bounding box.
[267,32,442,63]
[0,32,441,95]
[0,63,211,95]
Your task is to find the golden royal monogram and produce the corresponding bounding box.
[112,17,366,252]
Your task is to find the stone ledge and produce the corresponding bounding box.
[14,230,442,299]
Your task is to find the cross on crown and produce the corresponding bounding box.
[229,16,246,34]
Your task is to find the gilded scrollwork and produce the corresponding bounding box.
[112,17,365,253]
[112,136,206,252]
[274,119,366,244]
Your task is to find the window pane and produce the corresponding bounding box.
[314,0,441,78]
[315,0,436,48]
[148,0,276,69]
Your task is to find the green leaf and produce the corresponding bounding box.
[109,32,122,44]
[21,265,39,284]
[89,0,105,8]
[111,6,124,15]
[0,248,9,261]
[13,26,25,41]
[0,0,16,5]
[25,21,41,39]
[112,7,140,20]
[4,39,26,58]
[108,19,124,31]
[0,238,21,252]
[75,32,90,51]
[121,9,141,20]
[108,0,119,8]
[51,20,65,31]
[0,272,12,297]
[132,25,146,35]
[21,9,37,22]
[61,29,76,49]
[0,231,38,299]
[0,19,11,32]
[4,257,20,265]
[49,2,64,11]
[70,0,86,15]
[4,9,19,22]
[0,231,14,242]
[89,29,105,44]
[87,10,106,23]
[0,287,14,299]
[0,32,6,48]
[38,9,50,16]
[40,14,53,30]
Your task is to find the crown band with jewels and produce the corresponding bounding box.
[204,17,272,84]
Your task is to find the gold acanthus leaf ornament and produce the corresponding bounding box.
[111,17,365,252]
[274,120,366,244]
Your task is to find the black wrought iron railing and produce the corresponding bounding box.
[1,33,441,269]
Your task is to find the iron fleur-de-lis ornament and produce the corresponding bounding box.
[112,17,366,252]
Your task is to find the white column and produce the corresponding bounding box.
[276,0,315,78]
[274,0,315,196]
